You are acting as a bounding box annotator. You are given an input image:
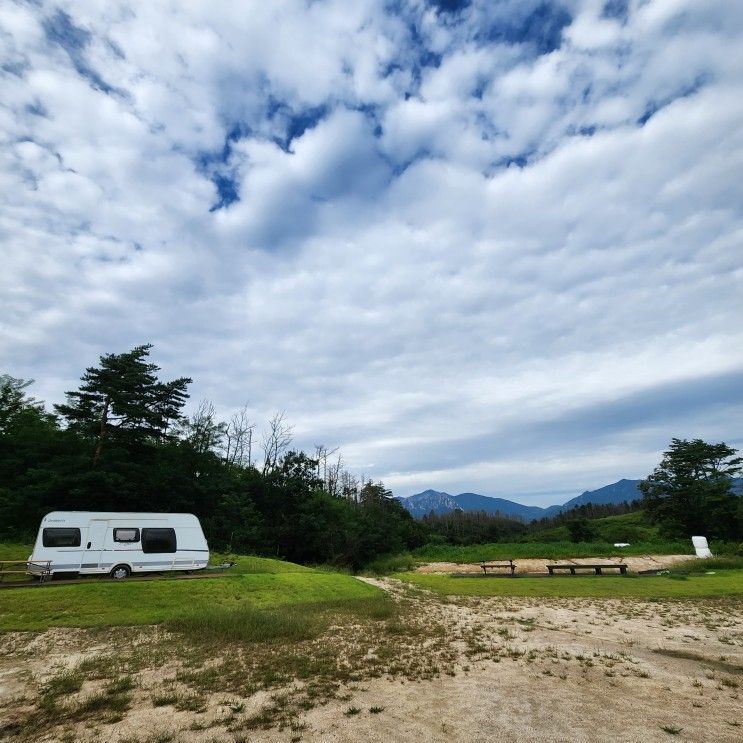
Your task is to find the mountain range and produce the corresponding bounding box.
[397,477,743,521]
[397,479,644,521]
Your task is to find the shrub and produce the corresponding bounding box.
[364,552,418,575]
[670,556,743,572]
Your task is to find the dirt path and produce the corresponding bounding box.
[300,578,742,742]
[1,576,741,743]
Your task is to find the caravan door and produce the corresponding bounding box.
[82,520,107,572]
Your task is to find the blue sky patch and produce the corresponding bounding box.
[42,10,123,95]
[208,173,240,212]
[43,9,91,50]
[267,100,328,151]
[602,0,629,21]
[637,74,710,126]
[195,124,249,211]
[428,0,470,13]
[2,60,30,77]
[480,2,572,55]
[25,102,48,117]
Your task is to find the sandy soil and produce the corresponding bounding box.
[416,554,694,574]
[1,573,741,743]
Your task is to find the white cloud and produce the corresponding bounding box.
[1,0,742,504]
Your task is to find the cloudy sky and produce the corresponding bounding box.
[2,0,742,505]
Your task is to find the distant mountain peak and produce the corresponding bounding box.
[395,489,459,518]
[398,479,644,521]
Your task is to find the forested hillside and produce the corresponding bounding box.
[0,346,425,568]
[2,346,741,567]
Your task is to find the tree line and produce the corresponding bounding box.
[421,510,528,545]
[420,501,645,546]
[396,442,742,546]
[1,345,740,562]
[0,345,425,568]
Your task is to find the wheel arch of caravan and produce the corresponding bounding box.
[28,511,209,579]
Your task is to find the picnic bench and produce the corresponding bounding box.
[547,563,627,575]
[0,560,52,583]
[480,559,516,575]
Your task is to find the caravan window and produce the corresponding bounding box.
[141,528,177,553]
[113,528,140,543]
[42,528,81,548]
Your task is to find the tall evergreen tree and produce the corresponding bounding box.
[0,374,47,433]
[640,438,742,539]
[54,344,191,461]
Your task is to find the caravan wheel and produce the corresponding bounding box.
[110,565,131,580]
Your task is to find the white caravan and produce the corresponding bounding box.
[28,511,209,580]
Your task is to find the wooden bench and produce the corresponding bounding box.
[0,560,52,583]
[547,563,627,575]
[480,559,516,575]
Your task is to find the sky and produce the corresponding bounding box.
[1,0,742,506]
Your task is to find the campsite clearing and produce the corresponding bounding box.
[1,555,742,742]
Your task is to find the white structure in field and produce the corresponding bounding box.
[28,511,209,580]
[692,536,713,558]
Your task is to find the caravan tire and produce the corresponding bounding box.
[110,565,131,580]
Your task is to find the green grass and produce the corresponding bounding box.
[167,602,320,644]
[0,543,35,584]
[363,552,419,575]
[0,570,381,631]
[395,570,743,599]
[0,545,385,633]
[42,669,84,696]
[0,542,32,560]
[523,510,667,544]
[209,552,314,574]
[2,546,310,577]
[411,540,693,563]
[669,556,743,573]
[165,592,396,645]
[1,546,310,585]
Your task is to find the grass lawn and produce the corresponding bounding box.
[519,509,668,545]
[410,540,693,563]
[0,553,380,631]
[0,543,35,585]
[0,542,32,560]
[395,570,743,599]
[209,551,315,574]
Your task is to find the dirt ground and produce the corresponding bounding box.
[415,554,694,573]
[1,574,741,743]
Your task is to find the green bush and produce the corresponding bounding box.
[670,556,743,572]
[599,524,644,544]
[363,552,418,575]
[710,541,743,556]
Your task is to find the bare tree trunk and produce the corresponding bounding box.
[189,400,224,454]
[327,451,343,497]
[314,444,341,493]
[222,405,255,467]
[261,412,293,473]
[93,396,110,463]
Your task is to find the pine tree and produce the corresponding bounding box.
[55,344,191,461]
[640,438,742,539]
